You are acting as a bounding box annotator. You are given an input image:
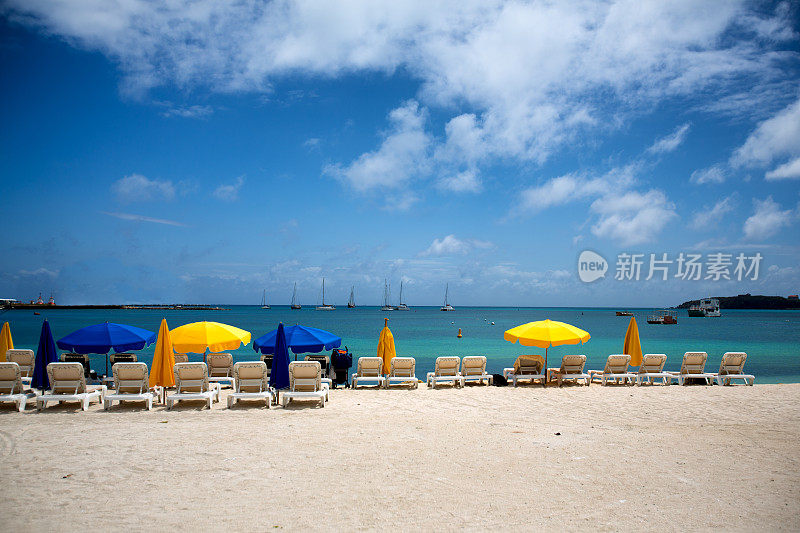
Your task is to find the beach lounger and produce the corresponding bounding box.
[461,356,493,386]
[60,353,91,378]
[589,354,635,385]
[36,362,106,411]
[0,362,35,412]
[668,352,716,385]
[553,355,591,387]
[166,362,220,410]
[103,362,155,411]
[207,353,235,388]
[352,357,385,389]
[503,355,546,387]
[228,361,274,408]
[426,356,462,388]
[281,361,327,408]
[173,353,189,364]
[385,357,418,388]
[636,354,672,385]
[6,349,35,387]
[714,352,755,386]
[304,354,331,379]
[109,353,137,364]
[261,354,273,377]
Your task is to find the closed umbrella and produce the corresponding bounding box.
[269,322,290,392]
[623,316,643,367]
[170,321,251,355]
[32,319,58,391]
[0,321,13,362]
[504,319,590,375]
[150,318,175,402]
[377,318,395,376]
[253,325,341,357]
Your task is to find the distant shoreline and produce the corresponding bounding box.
[3,304,230,311]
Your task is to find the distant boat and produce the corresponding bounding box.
[347,286,356,308]
[440,283,455,311]
[616,311,633,316]
[290,283,301,310]
[647,309,677,324]
[688,298,721,317]
[316,278,335,310]
[395,281,410,310]
[381,279,394,311]
[260,289,270,309]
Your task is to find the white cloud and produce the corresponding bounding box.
[731,97,800,168]
[326,100,431,192]
[765,157,800,180]
[161,104,213,118]
[213,176,245,201]
[743,196,793,240]
[419,235,492,257]
[590,190,677,246]
[102,211,186,226]
[437,170,482,193]
[112,173,175,202]
[690,165,726,184]
[689,194,736,230]
[18,267,59,278]
[647,123,691,154]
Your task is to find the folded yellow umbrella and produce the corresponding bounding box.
[170,321,251,354]
[504,319,590,370]
[150,318,175,391]
[0,322,13,362]
[623,316,643,367]
[377,318,396,376]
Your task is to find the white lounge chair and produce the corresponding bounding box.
[173,353,189,363]
[36,362,106,411]
[461,356,493,386]
[228,361,274,408]
[669,352,716,385]
[554,355,591,387]
[352,357,385,389]
[0,362,35,412]
[207,352,235,388]
[103,362,156,411]
[166,362,220,410]
[715,352,755,386]
[385,357,418,388]
[503,355,546,387]
[281,361,327,408]
[589,354,635,385]
[6,349,35,387]
[636,354,672,385]
[426,356,462,388]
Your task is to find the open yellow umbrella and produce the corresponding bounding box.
[623,316,642,367]
[150,319,175,398]
[170,321,251,354]
[504,319,590,372]
[377,318,396,376]
[0,322,13,362]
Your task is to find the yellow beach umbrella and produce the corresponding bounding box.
[0,322,13,362]
[504,319,590,371]
[377,318,396,376]
[623,316,643,367]
[150,318,175,394]
[170,321,251,354]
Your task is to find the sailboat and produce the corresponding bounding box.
[316,278,335,310]
[347,286,356,308]
[395,281,410,310]
[260,289,270,309]
[380,279,394,311]
[440,283,455,311]
[290,283,301,310]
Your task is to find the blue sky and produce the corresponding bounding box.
[1,1,799,307]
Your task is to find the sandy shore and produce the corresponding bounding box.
[1,383,799,531]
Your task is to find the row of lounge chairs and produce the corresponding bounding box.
[350,356,494,388]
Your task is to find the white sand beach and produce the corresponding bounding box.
[1,383,799,531]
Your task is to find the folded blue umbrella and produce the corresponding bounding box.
[32,319,59,390]
[253,325,341,355]
[56,322,157,354]
[268,322,290,390]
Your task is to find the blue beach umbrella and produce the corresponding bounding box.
[56,322,157,377]
[253,325,341,356]
[269,322,291,391]
[32,319,58,390]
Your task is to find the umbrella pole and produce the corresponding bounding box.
[105,355,109,379]
[545,347,548,384]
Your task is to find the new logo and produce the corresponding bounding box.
[578,250,608,283]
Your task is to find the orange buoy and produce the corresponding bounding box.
[457,328,462,338]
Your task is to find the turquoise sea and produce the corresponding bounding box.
[2,306,798,383]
